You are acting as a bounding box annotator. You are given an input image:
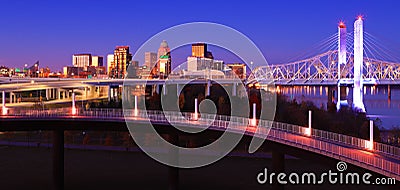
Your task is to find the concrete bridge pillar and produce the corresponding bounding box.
[49,88,53,99]
[2,91,5,107]
[327,86,335,109]
[272,151,285,190]
[205,80,211,97]
[163,84,167,96]
[57,88,61,100]
[232,83,237,96]
[152,84,160,95]
[9,92,15,104]
[52,129,64,190]
[84,87,88,99]
[46,89,49,100]
[108,86,112,101]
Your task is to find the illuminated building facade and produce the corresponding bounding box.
[73,54,92,68]
[109,46,132,79]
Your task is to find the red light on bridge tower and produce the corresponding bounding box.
[339,21,346,28]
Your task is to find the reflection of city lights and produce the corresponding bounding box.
[2,106,8,115]
[71,106,77,115]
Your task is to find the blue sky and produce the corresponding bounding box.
[1,0,400,71]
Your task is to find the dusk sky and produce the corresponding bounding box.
[1,0,400,71]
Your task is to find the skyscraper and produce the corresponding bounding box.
[157,40,170,58]
[187,43,223,72]
[107,54,114,75]
[153,40,171,78]
[72,54,92,67]
[109,46,132,78]
[91,56,104,67]
[145,52,158,69]
[192,43,207,58]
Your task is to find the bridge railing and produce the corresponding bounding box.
[2,107,400,178]
[4,107,400,159]
[268,120,400,158]
[267,129,400,178]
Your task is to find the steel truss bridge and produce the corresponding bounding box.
[248,50,400,85]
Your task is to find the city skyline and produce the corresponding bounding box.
[1,0,400,71]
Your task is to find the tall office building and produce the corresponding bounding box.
[107,54,114,75]
[157,40,170,58]
[192,43,207,57]
[91,56,104,67]
[145,52,158,69]
[126,60,139,78]
[109,46,132,78]
[187,43,223,72]
[152,40,171,78]
[73,54,92,67]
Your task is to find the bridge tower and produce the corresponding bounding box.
[353,16,366,112]
[336,22,348,110]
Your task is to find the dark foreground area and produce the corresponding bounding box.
[0,146,396,190]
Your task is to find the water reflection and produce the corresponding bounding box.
[277,85,400,128]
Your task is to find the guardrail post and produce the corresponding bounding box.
[71,90,76,115]
[250,103,257,126]
[305,110,312,136]
[369,120,374,150]
[134,95,138,116]
[194,98,198,120]
[2,91,7,115]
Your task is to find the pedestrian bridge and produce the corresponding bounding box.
[0,108,399,180]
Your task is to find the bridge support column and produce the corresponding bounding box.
[272,151,285,190]
[9,92,15,104]
[327,86,335,109]
[52,130,64,190]
[50,89,54,99]
[2,91,5,107]
[46,89,49,100]
[163,84,167,96]
[57,88,61,100]
[232,83,237,96]
[388,85,391,100]
[205,80,211,97]
[166,133,179,190]
[108,86,112,101]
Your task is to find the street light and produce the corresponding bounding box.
[193,98,199,121]
[250,103,257,126]
[305,110,312,136]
